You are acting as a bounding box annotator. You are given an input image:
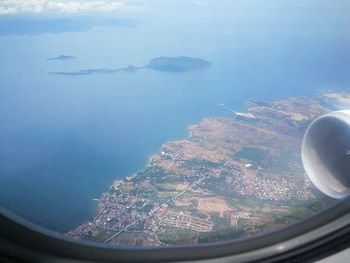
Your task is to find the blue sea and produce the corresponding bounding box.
[0,2,350,233]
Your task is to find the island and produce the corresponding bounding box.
[47,56,212,75]
[46,55,76,61]
[146,56,212,72]
[66,92,349,246]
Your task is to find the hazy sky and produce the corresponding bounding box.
[0,0,150,15]
[0,0,349,37]
[1,0,349,16]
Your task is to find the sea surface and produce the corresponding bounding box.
[0,4,350,233]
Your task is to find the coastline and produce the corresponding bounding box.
[67,91,349,245]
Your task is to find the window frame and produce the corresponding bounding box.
[1,197,350,262]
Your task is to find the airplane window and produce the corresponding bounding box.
[0,0,349,250]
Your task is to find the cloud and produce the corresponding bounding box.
[0,0,148,15]
[0,6,17,15]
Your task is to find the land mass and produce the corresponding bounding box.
[47,56,212,75]
[0,17,138,36]
[146,56,212,72]
[67,92,349,246]
[46,55,76,61]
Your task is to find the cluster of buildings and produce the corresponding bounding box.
[67,186,156,240]
[197,197,228,217]
[68,160,315,242]
[223,164,315,201]
[158,209,213,232]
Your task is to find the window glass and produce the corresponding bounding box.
[0,0,349,246]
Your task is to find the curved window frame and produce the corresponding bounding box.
[1,197,350,262]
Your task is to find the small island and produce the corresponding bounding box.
[47,56,212,76]
[46,55,76,61]
[146,56,212,72]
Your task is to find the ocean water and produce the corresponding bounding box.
[0,3,350,233]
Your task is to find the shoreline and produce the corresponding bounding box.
[67,91,350,245]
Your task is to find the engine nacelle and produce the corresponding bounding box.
[302,110,350,199]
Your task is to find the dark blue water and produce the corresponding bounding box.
[1,2,350,232]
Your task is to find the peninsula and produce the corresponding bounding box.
[47,56,212,76]
[67,92,349,246]
[146,56,212,72]
[46,55,76,61]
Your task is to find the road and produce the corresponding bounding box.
[103,175,207,243]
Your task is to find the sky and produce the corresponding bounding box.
[0,0,207,15]
[0,0,349,18]
[0,0,150,15]
[0,0,349,38]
